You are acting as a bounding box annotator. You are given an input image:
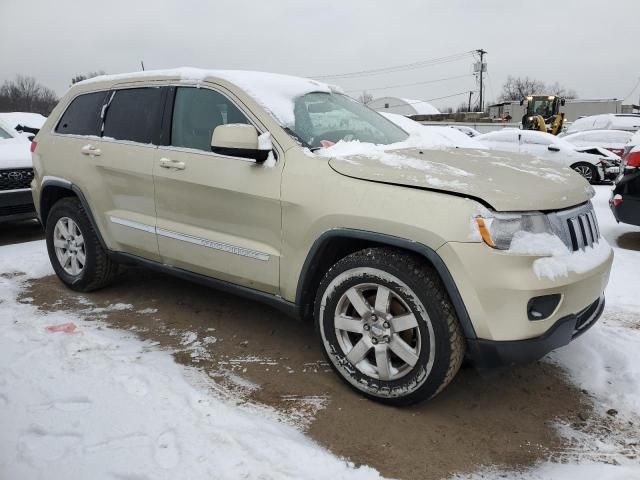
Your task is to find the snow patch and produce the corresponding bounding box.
[532,240,612,280]
[0,240,381,479]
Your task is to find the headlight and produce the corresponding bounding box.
[474,212,553,250]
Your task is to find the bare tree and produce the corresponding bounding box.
[71,70,107,85]
[0,75,58,115]
[546,81,577,99]
[499,75,578,102]
[358,91,373,104]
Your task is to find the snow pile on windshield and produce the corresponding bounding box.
[79,67,334,127]
[508,232,612,280]
[0,240,381,480]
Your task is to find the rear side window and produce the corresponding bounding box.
[55,91,108,136]
[171,87,249,152]
[103,88,164,144]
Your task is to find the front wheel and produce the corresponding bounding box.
[315,248,465,405]
[571,162,598,184]
[45,197,118,292]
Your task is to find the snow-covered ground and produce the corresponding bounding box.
[0,185,638,479]
[0,246,379,479]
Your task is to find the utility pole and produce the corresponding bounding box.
[476,49,487,112]
[140,60,145,71]
[468,91,473,112]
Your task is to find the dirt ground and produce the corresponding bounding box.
[21,266,594,480]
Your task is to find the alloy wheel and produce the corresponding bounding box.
[53,217,86,275]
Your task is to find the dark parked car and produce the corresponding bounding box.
[610,131,640,227]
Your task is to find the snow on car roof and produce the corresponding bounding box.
[78,67,338,127]
[0,112,47,131]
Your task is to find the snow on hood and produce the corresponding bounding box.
[78,67,338,128]
[320,139,594,211]
[0,137,31,168]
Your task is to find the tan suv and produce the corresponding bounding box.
[31,69,613,405]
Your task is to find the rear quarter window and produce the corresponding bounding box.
[103,87,164,144]
[55,91,109,136]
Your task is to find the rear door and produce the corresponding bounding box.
[153,85,282,293]
[87,87,165,260]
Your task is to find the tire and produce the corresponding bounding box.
[314,248,465,406]
[45,197,118,292]
[571,162,598,184]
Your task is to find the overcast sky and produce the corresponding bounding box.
[1,0,639,109]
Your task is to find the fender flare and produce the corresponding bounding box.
[295,229,477,339]
[40,178,108,251]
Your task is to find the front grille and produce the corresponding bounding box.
[548,202,600,251]
[0,168,34,191]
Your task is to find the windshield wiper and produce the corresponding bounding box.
[283,127,313,150]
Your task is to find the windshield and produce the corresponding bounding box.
[529,98,553,117]
[289,92,409,149]
[0,126,12,139]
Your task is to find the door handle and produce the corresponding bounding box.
[159,158,186,170]
[81,144,101,156]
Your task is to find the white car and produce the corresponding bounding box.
[0,118,37,222]
[566,114,640,134]
[475,129,616,184]
[561,129,633,158]
[449,125,481,137]
[379,112,485,149]
[0,112,47,141]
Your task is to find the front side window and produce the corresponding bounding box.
[103,87,164,144]
[171,87,249,152]
[289,93,408,149]
[56,91,108,136]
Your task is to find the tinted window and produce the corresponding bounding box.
[103,88,164,144]
[56,91,107,136]
[171,87,249,151]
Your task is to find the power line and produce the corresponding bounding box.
[309,51,475,80]
[621,76,640,102]
[345,73,474,93]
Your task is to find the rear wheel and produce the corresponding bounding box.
[571,162,598,184]
[315,248,465,405]
[45,197,118,292]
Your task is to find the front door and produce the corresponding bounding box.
[153,86,281,293]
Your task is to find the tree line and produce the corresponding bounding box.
[0,72,105,116]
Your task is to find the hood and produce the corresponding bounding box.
[0,138,32,169]
[326,146,594,212]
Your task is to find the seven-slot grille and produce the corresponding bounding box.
[566,210,599,250]
[548,202,600,252]
[0,168,34,191]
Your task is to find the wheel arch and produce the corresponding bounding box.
[40,178,108,251]
[295,229,477,339]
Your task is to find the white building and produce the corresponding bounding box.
[366,96,440,116]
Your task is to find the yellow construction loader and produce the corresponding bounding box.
[520,95,566,135]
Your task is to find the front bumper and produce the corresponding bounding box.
[467,296,604,369]
[0,188,36,223]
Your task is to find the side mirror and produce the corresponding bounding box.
[548,144,561,152]
[211,124,271,162]
[560,99,566,107]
